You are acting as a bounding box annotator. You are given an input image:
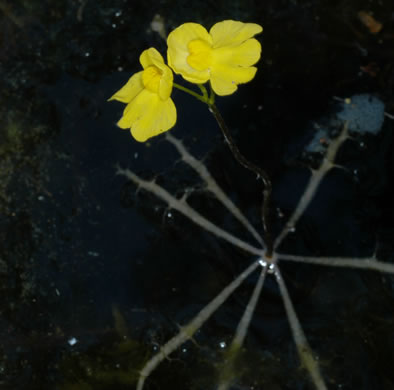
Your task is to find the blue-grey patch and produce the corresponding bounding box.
[304,124,330,153]
[337,94,385,134]
[304,94,385,154]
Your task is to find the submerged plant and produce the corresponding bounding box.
[109,20,394,390]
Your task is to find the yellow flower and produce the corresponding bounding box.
[167,20,262,96]
[109,48,176,142]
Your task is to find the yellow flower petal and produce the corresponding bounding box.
[140,47,165,70]
[210,64,257,96]
[210,20,263,48]
[108,71,144,103]
[158,65,173,101]
[140,47,173,101]
[117,89,176,142]
[142,66,162,93]
[187,39,213,71]
[167,23,212,84]
[213,38,262,68]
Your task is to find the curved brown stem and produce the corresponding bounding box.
[208,103,273,256]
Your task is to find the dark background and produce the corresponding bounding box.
[1,0,394,389]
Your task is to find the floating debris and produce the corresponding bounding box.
[357,11,383,34]
[150,14,166,40]
[67,337,78,346]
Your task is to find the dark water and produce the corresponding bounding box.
[1,0,394,389]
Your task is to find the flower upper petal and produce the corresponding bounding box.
[140,47,166,70]
[210,20,263,48]
[108,71,144,103]
[117,89,176,142]
[167,22,212,84]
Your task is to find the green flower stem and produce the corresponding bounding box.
[208,83,216,106]
[197,84,209,100]
[173,83,208,104]
[208,103,273,257]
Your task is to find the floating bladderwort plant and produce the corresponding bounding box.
[109,20,272,253]
[109,20,394,390]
